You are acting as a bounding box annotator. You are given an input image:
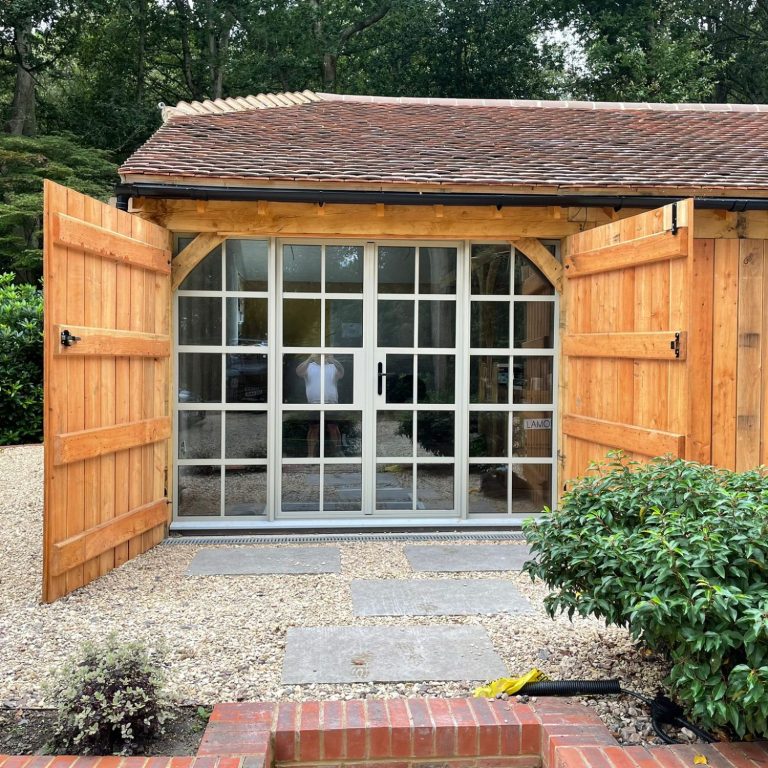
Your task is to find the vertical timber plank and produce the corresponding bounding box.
[762,240,768,466]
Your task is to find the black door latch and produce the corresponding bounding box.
[60,329,81,347]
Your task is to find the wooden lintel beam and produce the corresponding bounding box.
[563,414,686,458]
[563,331,688,360]
[172,232,226,291]
[511,237,564,293]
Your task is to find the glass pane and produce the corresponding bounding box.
[417,355,455,404]
[471,302,509,348]
[514,302,555,348]
[282,411,321,457]
[325,410,362,457]
[417,464,454,509]
[226,240,268,291]
[470,355,509,404]
[326,245,363,292]
[175,235,195,256]
[289,354,351,404]
[281,464,320,511]
[376,463,413,510]
[378,299,414,347]
[178,466,220,516]
[417,411,454,457]
[418,301,456,348]
[377,410,413,457]
[469,412,508,457]
[225,466,267,516]
[283,244,321,291]
[378,246,415,293]
[419,247,457,294]
[514,252,554,296]
[324,464,362,511]
[326,299,363,347]
[179,245,221,291]
[284,298,321,346]
[512,411,553,458]
[226,298,267,346]
[511,464,551,514]
[468,465,508,515]
[512,356,554,404]
[178,411,221,459]
[225,411,268,459]
[226,353,268,403]
[471,244,510,295]
[178,297,221,345]
[385,354,414,403]
[178,353,221,403]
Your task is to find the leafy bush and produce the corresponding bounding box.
[48,635,171,755]
[0,274,43,444]
[523,454,768,739]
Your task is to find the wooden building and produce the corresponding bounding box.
[42,92,768,600]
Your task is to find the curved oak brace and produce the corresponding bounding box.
[172,232,226,291]
[511,237,564,293]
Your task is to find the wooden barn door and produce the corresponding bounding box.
[43,180,172,602]
[560,199,713,488]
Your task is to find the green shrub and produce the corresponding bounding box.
[48,635,171,755]
[523,454,768,739]
[0,274,43,444]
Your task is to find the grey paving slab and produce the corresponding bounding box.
[282,626,506,684]
[187,546,341,575]
[405,544,531,572]
[351,579,533,616]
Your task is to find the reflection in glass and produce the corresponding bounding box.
[512,411,553,458]
[385,354,414,403]
[282,411,321,457]
[417,464,454,509]
[419,247,457,294]
[468,465,508,515]
[179,245,221,291]
[324,464,362,511]
[286,354,352,404]
[470,355,509,403]
[417,355,455,403]
[378,246,415,293]
[377,411,413,457]
[326,245,363,292]
[281,464,320,511]
[226,353,268,403]
[416,411,454,457]
[469,412,508,457]
[512,357,554,404]
[378,300,414,347]
[225,466,267,516]
[470,244,510,295]
[514,252,555,296]
[511,464,551,514]
[178,353,221,402]
[225,411,268,459]
[226,298,267,346]
[324,411,362,457]
[178,297,221,345]
[471,302,509,348]
[376,463,413,510]
[418,301,456,348]
[514,302,554,348]
[326,299,363,347]
[178,411,221,459]
[284,298,321,346]
[226,240,269,291]
[178,466,220,516]
[283,244,321,291]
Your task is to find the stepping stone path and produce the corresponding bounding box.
[187,546,341,575]
[405,543,531,572]
[351,578,533,616]
[282,626,507,683]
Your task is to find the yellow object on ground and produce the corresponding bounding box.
[473,668,548,698]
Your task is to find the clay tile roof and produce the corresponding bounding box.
[120,92,768,192]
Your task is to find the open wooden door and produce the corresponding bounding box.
[43,180,172,602]
[560,199,713,488]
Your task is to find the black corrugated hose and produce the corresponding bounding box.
[515,680,716,745]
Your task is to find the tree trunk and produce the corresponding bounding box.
[5,22,36,137]
[323,52,337,89]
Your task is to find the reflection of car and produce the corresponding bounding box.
[226,354,268,402]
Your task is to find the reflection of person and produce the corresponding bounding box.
[296,355,344,456]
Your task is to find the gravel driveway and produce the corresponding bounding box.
[0,444,672,745]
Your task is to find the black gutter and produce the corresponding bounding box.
[114,182,768,212]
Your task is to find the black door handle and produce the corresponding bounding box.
[377,362,387,396]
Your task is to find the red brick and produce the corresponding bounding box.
[69,760,101,768]
[467,699,500,756]
[553,747,591,768]
[198,724,270,757]
[145,759,173,768]
[486,702,522,757]
[345,701,367,761]
[169,760,195,768]
[215,759,243,768]
[407,699,435,758]
[211,704,276,727]
[274,702,298,762]
[449,699,478,757]
[191,759,217,768]
[475,757,541,768]
[714,743,768,768]
[386,699,412,758]
[621,746,666,768]
[241,756,269,768]
[1,759,34,768]
[366,700,391,759]
[428,698,457,757]
[662,745,735,768]
[297,701,321,762]
[21,760,55,768]
[579,747,616,768]
[94,759,124,768]
[321,701,345,760]
[509,704,542,726]
[601,746,645,768]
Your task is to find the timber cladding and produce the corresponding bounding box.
[42,180,172,603]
